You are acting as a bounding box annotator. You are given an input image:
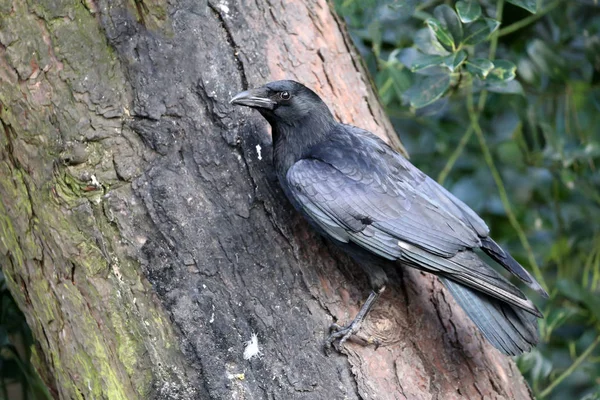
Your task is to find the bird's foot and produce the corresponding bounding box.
[324,322,382,354]
[323,288,385,354]
[324,320,363,352]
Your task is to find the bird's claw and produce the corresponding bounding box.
[324,321,361,354]
[370,337,382,351]
[323,290,383,355]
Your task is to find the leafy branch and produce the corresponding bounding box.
[466,84,548,291]
[339,0,600,396]
[498,0,564,37]
[539,335,600,398]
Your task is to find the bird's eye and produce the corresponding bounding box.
[279,91,291,100]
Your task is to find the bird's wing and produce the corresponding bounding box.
[343,125,491,237]
[287,158,477,257]
[287,158,540,316]
[294,129,484,258]
[336,126,547,296]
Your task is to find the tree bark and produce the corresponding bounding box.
[0,0,533,399]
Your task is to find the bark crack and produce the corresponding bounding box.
[0,42,21,82]
[393,360,407,399]
[207,0,248,89]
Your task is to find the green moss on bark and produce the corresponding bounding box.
[0,1,195,399]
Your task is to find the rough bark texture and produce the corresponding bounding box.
[0,0,533,399]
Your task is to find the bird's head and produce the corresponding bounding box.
[230,80,333,126]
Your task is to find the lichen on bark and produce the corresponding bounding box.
[1,0,197,398]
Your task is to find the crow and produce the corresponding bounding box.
[230,80,547,356]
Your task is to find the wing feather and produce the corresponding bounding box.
[286,157,540,316]
[308,125,546,295]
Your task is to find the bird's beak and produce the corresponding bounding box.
[229,88,276,110]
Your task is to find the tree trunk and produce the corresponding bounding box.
[0,0,533,398]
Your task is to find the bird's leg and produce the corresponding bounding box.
[325,286,385,352]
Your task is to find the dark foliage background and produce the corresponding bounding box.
[1,0,599,399]
[334,0,600,398]
[0,272,50,400]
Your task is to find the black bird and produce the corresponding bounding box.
[230,80,547,356]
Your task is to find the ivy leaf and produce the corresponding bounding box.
[487,59,517,82]
[443,50,467,72]
[506,0,537,13]
[465,58,495,79]
[455,1,481,23]
[462,18,500,45]
[433,4,463,46]
[404,73,451,108]
[426,17,455,51]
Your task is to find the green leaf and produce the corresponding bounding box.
[386,0,418,20]
[414,28,451,56]
[396,48,445,72]
[485,80,524,95]
[376,72,395,106]
[506,0,537,13]
[442,50,467,72]
[415,98,449,117]
[368,19,383,57]
[404,73,451,108]
[396,48,418,68]
[544,307,579,337]
[388,64,413,100]
[433,4,463,46]
[455,1,481,23]
[411,54,445,71]
[487,59,517,82]
[377,60,413,105]
[426,17,455,51]
[557,279,600,322]
[526,39,568,80]
[518,349,553,382]
[462,18,500,45]
[465,58,494,78]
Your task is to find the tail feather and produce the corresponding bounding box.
[440,277,539,356]
[481,237,548,298]
[400,244,542,317]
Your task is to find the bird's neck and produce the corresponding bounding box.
[271,115,336,178]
